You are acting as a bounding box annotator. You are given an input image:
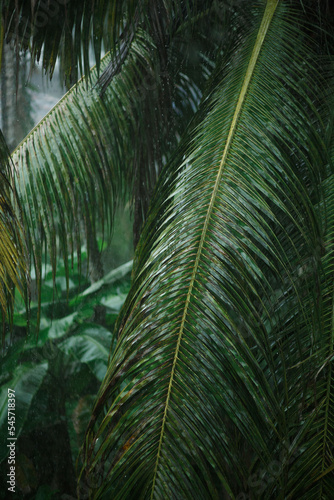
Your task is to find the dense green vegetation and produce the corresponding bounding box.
[0,246,132,498]
[1,0,334,498]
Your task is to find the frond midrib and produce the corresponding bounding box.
[149,1,279,497]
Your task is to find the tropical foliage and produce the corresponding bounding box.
[0,131,28,337]
[0,249,132,498]
[1,0,334,498]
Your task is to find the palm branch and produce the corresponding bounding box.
[1,0,214,87]
[9,29,156,323]
[5,0,222,313]
[8,17,215,327]
[81,1,334,498]
[1,0,140,85]
[0,131,28,341]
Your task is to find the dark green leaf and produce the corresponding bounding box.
[0,362,48,463]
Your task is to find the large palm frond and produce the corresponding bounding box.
[2,0,231,250]
[0,131,28,340]
[10,11,217,324]
[1,0,140,84]
[10,29,155,320]
[81,1,334,498]
[300,175,334,499]
[298,88,334,499]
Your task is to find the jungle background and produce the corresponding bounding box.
[0,32,134,500]
[0,1,334,499]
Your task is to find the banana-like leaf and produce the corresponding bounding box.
[82,2,334,498]
[0,131,28,339]
[59,324,114,382]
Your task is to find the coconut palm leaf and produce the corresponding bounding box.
[1,0,141,84]
[81,1,334,498]
[1,0,214,86]
[10,29,156,320]
[0,131,28,340]
[10,11,216,327]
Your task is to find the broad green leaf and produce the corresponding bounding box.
[77,260,133,300]
[59,325,113,381]
[23,311,79,348]
[100,293,128,313]
[47,313,78,340]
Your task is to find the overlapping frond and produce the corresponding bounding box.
[4,3,225,337]
[296,93,334,499]
[81,1,334,498]
[10,30,156,319]
[1,0,214,86]
[0,131,28,340]
[1,0,140,84]
[298,177,334,499]
[2,0,229,253]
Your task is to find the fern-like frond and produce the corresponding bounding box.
[1,0,141,84]
[1,0,215,86]
[292,98,334,499]
[9,4,223,327]
[82,1,333,498]
[0,131,28,341]
[10,30,155,321]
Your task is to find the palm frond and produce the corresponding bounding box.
[81,1,334,498]
[1,0,141,84]
[0,131,28,342]
[1,0,215,86]
[293,93,334,499]
[10,2,223,327]
[298,176,334,499]
[10,30,155,323]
